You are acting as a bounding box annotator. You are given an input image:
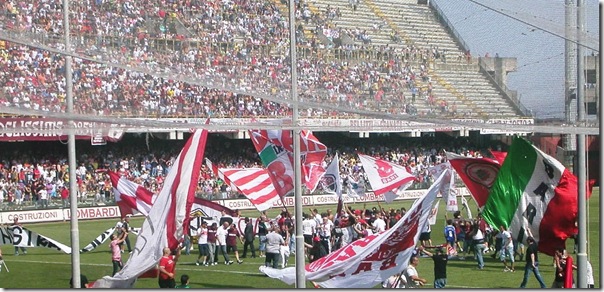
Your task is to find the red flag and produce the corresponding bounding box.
[106,171,156,218]
[489,150,507,164]
[445,151,501,208]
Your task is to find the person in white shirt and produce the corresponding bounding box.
[499,226,515,272]
[216,222,233,265]
[318,216,334,253]
[302,213,317,254]
[372,213,386,233]
[403,256,427,288]
[195,221,209,266]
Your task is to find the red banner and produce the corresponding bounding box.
[0,117,123,142]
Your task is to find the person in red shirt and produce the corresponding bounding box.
[227,224,244,264]
[158,247,181,288]
[60,186,69,209]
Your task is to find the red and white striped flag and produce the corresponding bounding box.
[107,171,157,218]
[357,154,415,203]
[205,159,280,212]
[93,124,210,288]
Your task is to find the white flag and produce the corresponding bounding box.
[358,154,415,203]
[0,226,72,254]
[92,127,209,288]
[428,200,440,225]
[261,171,446,288]
[445,170,458,212]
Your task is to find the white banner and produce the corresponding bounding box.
[303,171,443,288]
[80,227,116,253]
[0,226,72,254]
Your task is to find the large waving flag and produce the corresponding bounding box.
[93,126,209,288]
[481,137,590,256]
[321,153,343,220]
[260,170,446,288]
[107,171,157,218]
[205,158,280,212]
[249,129,327,194]
[446,151,501,208]
[357,154,415,203]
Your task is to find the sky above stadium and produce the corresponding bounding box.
[432,0,599,119]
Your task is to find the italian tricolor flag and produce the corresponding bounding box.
[482,137,583,256]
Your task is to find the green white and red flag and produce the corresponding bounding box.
[481,137,589,256]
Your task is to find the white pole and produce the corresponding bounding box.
[288,0,305,288]
[575,0,587,288]
[64,0,82,288]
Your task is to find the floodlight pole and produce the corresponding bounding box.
[289,0,305,288]
[575,0,587,288]
[64,0,82,288]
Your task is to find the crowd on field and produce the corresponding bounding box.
[0,133,502,210]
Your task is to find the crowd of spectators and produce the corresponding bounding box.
[0,0,464,119]
[0,133,504,210]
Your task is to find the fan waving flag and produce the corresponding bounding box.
[260,170,446,288]
[93,124,210,288]
[481,137,591,256]
[357,154,415,203]
[446,151,501,208]
[206,158,280,212]
[107,171,157,218]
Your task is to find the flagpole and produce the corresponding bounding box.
[288,0,305,288]
[64,0,82,288]
[575,0,587,287]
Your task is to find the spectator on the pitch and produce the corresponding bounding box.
[265,223,285,269]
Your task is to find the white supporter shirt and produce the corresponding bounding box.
[302,219,316,235]
[216,226,228,245]
[197,227,208,244]
[404,265,419,288]
[372,218,386,233]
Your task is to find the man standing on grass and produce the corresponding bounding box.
[265,223,285,269]
[499,226,515,272]
[158,247,181,288]
[419,245,448,288]
[121,216,132,254]
[519,237,546,288]
[195,221,209,266]
[109,232,126,276]
[216,221,233,265]
[242,217,256,259]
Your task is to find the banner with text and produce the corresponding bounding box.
[0,226,72,253]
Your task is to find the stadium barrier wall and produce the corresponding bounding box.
[0,188,470,224]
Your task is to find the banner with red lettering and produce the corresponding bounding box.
[0,117,124,142]
[260,171,445,288]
